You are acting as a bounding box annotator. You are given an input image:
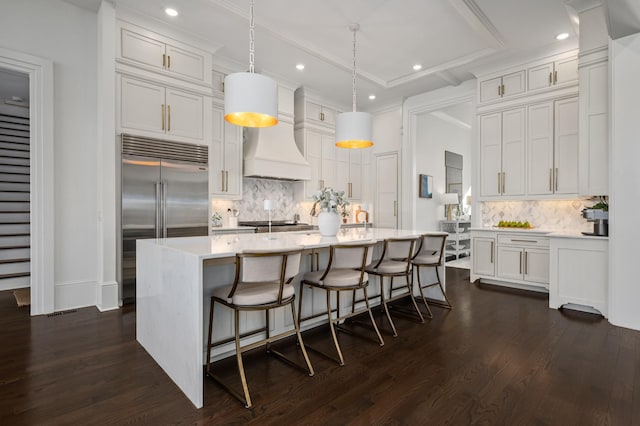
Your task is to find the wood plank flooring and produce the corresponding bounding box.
[1,268,639,425]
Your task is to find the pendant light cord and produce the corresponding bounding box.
[351,26,357,112]
[249,0,255,73]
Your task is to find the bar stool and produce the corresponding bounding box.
[298,241,383,366]
[366,236,424,337]
[412,233,451,318]
[205,247,314,409]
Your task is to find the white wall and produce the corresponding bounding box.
[0,0,100,310]
[609,32,640,331]
[415,113,471,231]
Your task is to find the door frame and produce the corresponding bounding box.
[0,47,55,315]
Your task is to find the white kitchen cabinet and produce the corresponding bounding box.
[212,70,226,98]
[118,20,211,84]
[119,75,205,142]
[304,101,336,127]
[579,61,609,196]
[528,55,578,91]
[295,128,336,199]
[527,97,578,196]
[211,105,242,199]
[479,108,525,198]
[549,236,608,317]
[478,70,526,104]
[471,234,496,278]
[496,234,549,288]
[336,148,362,200]
[294,88,340,129]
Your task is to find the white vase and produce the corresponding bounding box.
[317,210,341,236]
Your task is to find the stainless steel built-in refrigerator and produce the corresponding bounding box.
[121,135,209,304]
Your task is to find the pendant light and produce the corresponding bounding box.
[335,24,373,149]
[224,0,278,128]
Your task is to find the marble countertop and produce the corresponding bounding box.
[138,227,448,260]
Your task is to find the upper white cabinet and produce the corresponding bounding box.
[119,75,205,142]
[295,89,339,129]
[212,70,226,98]
[211,104,242,199]
[296,128,336,199]
[479,108,526,198]
[336,148,362,200]
[528,56,578,92]
[527,97,579,196]
[579,61,609,196]
[118,20,212,85]
[479,70,526,104]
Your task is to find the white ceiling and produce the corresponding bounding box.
[22,0,613,111]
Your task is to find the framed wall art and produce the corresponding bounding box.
[419,174,433,198]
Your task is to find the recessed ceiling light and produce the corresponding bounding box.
[165,8,178,17]
[368,94,376,100]
[413,64,422,71]
[556,32,569,40]
[296,63,305,71]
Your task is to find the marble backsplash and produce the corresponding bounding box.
[480,199,595,233]
[211,178,316,224]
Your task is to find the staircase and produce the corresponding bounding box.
[0,102,30,290]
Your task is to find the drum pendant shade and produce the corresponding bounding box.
[224,72,278,128]
[336,111,373,148]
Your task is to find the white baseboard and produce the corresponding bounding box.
[0,278,30,291]
[54,280,97,311]
[97,281,120,312]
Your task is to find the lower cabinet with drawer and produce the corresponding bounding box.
[471,229,549,291]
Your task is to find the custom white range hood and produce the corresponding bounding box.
[243,122,311,181]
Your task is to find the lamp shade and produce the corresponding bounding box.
[442,193,459,205]
[224,72,278,128]
[335,111,373,148]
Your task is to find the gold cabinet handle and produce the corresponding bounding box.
[167,55,171,69]
[320,179,324,189]
[393,200,397,217]
[490,241,494,263]
[553,70,558,84]
[525,251,529,275]
[519,251,523,274]
[502,172,506,194]
[221,82,225,93]
[498,85,501,96]
[225,170,229,192]
[497,172,501,194]
[221,170,225,192]
[161,104,165,130]
[549,72,552,85]
[549,168,552,191]
[163,54,166,67]
[555,168,558,191]
[501,84,505,96]
[167,105,171,131]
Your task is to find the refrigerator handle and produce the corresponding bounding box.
[155,182,162,238]
[163,180,168,238]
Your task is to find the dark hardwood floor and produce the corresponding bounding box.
[1,268,639,425]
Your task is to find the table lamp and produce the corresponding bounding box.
[443,193,459,221]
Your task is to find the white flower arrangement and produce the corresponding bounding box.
[310,187,350,218]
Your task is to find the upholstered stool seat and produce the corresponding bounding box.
[299,241,383,366]
[206,247,314,409]
[411,233,451,318]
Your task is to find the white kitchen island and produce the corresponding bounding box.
[136,228,447,408]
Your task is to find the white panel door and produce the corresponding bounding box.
[479,76,502,103]
[479,112,502,197]
[120,76,165,135]
[501,70,526,98]
[320,133,336,190]
[528,62,554,91]
[523,249,549,285]
[501,108,526,196]
[554,97,579,194]
[527,102,554,195]
[349,150,362,200]
[554,57,578,86]
[165,88,204,140]
[165,43,205,82]
[120,28,165,72]
[375,153,398,229]
[473,237,495,277]
[305,101,323,123]
[335,147,349,195]
[223,118,242,197]
[497,247,523,281]
[210,106,225,195]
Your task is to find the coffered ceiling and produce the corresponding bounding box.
[54,0,599,110]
